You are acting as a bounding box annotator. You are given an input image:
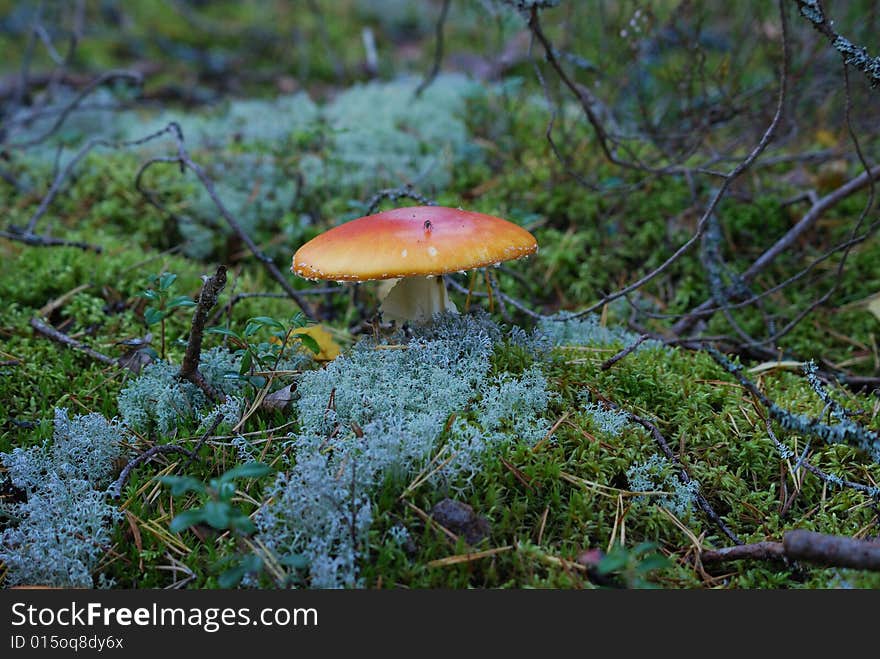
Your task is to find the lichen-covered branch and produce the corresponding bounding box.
[794,0,880,88]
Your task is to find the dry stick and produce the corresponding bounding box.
[0,229,102,252]
[414,0,452,98]
[8,123,185,247]
[626,411,743,545]
[601,335,650,370]
[740,63,879,348]
[702,530,880,571]
[132,123,316,320]
[178,265,227,402]
[107,445,193,500]
[109,409,224,499]
[365,184,435,216]
[29,316,117,366]
[675,162,880,336]
[8,69,142,149]
[706,346,880,456]
[532,0,791,320]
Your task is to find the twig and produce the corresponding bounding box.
[540,0,791,320]
[365,185,436,216]
[8,69,142,149]
[178,265,227,402]
[627,410,743,545]
[674,163,880,335]
[0,229,102,252]
[414,0,452,98]
[29,316,117,366]
[180,414,224,472]
[793,0,880,88]
[108,445,193,499]
[601,335,650,370]
[706,346,880,458]
[702,529,880,570]
[132,122,316,319]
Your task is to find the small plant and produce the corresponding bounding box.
[139,272,197,359]
[597,542,670,589]
[160,462,271,535]
[206,313,319,388]
[159,462,295,588]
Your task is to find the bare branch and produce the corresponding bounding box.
[29,316,117,366]
[178,265,227,402]
[414,0,452,98]
[703,530,880,571]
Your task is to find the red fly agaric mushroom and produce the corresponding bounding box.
[291,206,537,324]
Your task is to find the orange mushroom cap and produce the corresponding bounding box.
[291,206,537,282]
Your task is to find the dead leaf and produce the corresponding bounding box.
[261,384,294,412]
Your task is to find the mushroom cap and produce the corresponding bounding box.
[292,206,538,282]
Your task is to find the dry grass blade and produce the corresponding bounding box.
[426,545,513,568]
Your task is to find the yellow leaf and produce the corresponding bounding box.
[815,129,837,148]
[293,325,341,361]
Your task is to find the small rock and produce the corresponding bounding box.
[430,498,490,545]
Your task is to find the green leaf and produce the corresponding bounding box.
[248,316,285,331]
[220,462,271,483]
[143,307,167,326]
[635,554,670,573]
[215,481,236,502]
[227,512,256,535]
[139,289,160,301]
[166,295,197,309]
[202,501,231,529]
[296,333,321,355]
[279,553,310,570]
[239,349,253,375]
[218,564,247,588]
[597,551,628,574]
[632,541,658,557]
[158,475,206,496]
[158,273,178,291]
[207,326,242,340]
[218,555,263,588]
[169,508,206,533]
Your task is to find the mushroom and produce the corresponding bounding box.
[291,206,538,324]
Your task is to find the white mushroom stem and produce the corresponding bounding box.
[378,276,458,325]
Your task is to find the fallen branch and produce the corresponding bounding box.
[133,122,316,319]
[107,444,193,499]
[627,410,743,545]
[0,229,102,252]
[178,265,227,402]
[29,316,116,366]
[702,529,880,571]
[601,335,651,370]
[674,163,880,335]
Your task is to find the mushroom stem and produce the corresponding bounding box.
[379,275,457,325]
